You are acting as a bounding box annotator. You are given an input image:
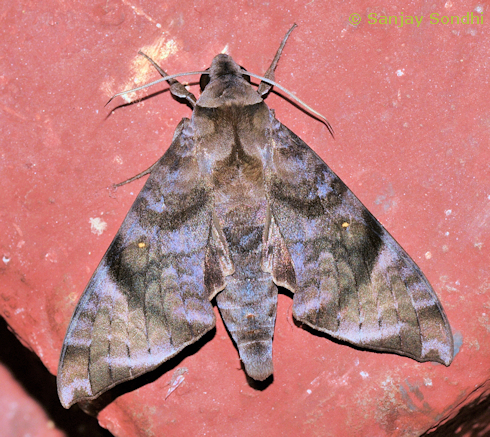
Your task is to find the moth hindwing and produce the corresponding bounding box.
[57,25,453,408]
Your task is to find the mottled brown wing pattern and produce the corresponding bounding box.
[266,119,454,365]
[57,120,220,408]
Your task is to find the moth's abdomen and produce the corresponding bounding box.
[216,268,278,381]
[213,183,278,380]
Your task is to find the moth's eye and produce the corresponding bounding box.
[200,69,211,91]
[239,66,251,84]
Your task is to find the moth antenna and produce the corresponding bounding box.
[105,59,333,138]
[137,51,168,78]
[258,23,297,96]
[245,70,334,138]
[105,70,209,106]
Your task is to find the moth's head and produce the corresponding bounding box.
[199,54,251,91]
[209,54,243,79]
[197,54,261,108]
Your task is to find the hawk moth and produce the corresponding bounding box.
[57,25,453,408]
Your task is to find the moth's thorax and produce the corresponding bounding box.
[190,55,271,232]
[192,55,271,187]
[192,102,271,170]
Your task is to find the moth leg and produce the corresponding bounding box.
[138,51,197,107]
[257,24,297,97]
[114,118,189,188]
[113,160,160,187]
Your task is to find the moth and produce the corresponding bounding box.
[57,25,453,408]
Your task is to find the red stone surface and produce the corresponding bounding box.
[0,363,63,437]
[1,1,488,436]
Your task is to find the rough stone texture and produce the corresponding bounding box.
[1,0,488,436]
[0,363,63,437]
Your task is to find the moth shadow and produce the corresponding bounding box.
[278,287,381,356]
[78,327,216,416]
[293,319,367,351]
[245,372,273,391]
